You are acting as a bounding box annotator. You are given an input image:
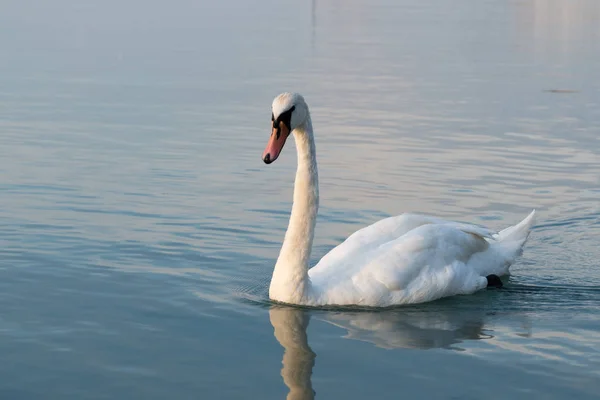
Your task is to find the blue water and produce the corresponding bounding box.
[1,0,600,398]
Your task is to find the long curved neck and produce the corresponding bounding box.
[269,115,319,304]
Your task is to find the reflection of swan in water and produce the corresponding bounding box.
[322,307,490,350]
[269,306,315,400]
[269,303,514,398]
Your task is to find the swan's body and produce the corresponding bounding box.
[262,92,536,307]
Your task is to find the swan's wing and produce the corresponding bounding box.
[314,213,437,268]
[309,223,492,306]
[360,223,490,290]
[313,213,496,270]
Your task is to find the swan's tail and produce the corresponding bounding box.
[494,209,536,257]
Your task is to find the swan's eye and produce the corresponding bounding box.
[276,105,296,130]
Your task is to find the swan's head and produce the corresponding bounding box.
[262,92,309,164]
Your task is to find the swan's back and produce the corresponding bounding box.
[312,213,495,270]
[307,211,536,307]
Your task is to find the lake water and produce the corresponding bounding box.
[1,0,600,398]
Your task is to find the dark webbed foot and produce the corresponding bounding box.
[486,274,503,288]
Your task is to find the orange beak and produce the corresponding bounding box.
[262,121,290,164]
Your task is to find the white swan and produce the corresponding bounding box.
[262,92,536,307]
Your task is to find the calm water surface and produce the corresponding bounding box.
[1,0,600,398]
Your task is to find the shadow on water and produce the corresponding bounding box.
[264,297,492,399]
[255,279,600,399]
[270,307,316,400]
[268,299,503,400]
[238,272,600,315]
